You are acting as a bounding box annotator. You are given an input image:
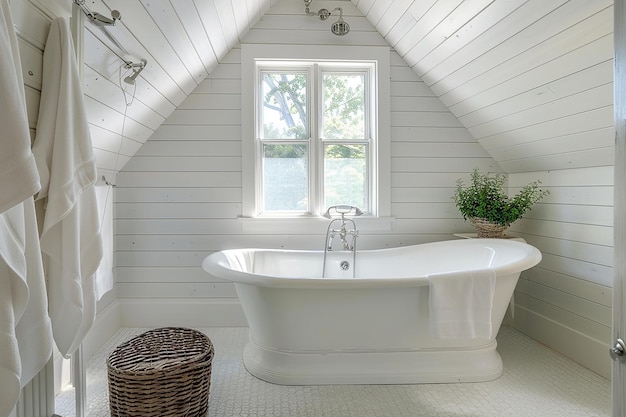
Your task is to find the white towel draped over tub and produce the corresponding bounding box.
[32,17,103,358]
[0,0,53,415]
[427,268,496,339]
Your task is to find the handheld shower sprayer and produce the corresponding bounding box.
[123,60,147,85]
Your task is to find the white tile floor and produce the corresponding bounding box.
[56,326,611,417]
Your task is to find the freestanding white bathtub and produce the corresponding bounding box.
[202,238,541,385]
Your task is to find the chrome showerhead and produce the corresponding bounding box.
[330,8,349,36]
[331,18,349,36]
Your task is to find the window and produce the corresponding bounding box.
[258,63,372,215]
[242,45,390,220]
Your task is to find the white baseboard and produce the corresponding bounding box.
[82,298,247,361]
[118,298,248,328]
[512,305,611,379]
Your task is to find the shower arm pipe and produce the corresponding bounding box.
[305,3,344,20]
[72,0,147,75]
[125,60,146,70]
[73,0,119,27]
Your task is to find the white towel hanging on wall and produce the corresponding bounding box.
[0,0,53,415]
[32,17,103,358]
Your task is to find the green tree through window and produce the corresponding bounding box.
[258,63,373,214]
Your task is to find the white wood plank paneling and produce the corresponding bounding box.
[140,0,208,84]
[10,0,51,50]
[170,0,219,75]
[115,187,241,203]
[427,0,600,88]
[98,0,198,94]
[16,38,43,90]
[438,3,612,104]
[115,0,501,329]
[479,106,613,151]
[393,0,465,66]
[112,0,618,379]
[192,0,229,59]
[508,167,613,378]
[468,84,613,139]
[459,60,613,128]
[378,3,614,374]
[13,0,612,380]
[79,0,271,182]
[402,0,497,69]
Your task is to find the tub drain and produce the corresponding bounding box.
[340,261,350,271]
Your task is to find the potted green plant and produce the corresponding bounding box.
[453,168,549,238]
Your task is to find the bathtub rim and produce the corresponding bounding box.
[202,238,542,289]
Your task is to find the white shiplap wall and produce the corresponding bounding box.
[354,0,615,378]
[357,0,615,379]
[81,0,279,182]
[356,0,614,172]
[114,0,500,326]
[509,168,613,378]
[114,0,616,379]
[13,0,615,381]
[10,0,50,134]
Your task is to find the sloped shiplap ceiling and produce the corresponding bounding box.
[57,0,612,178]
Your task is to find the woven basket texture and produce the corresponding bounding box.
[107,327,214,417]
[470,217,508,238]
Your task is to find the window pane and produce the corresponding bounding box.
[322,73,365,140]
[324,144,367,210]
[261,72,307,139]
[262,144,308,212]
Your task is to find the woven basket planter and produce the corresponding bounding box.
[107,327,214,417]
[470,217,508,238]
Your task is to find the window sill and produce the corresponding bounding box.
[238,215,395,233]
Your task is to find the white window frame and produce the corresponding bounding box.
[256,62,374,216]
[242,44,391,227]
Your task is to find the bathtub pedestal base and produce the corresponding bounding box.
[242,339,503,385]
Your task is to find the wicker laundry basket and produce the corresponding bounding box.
[107,327,214,417]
